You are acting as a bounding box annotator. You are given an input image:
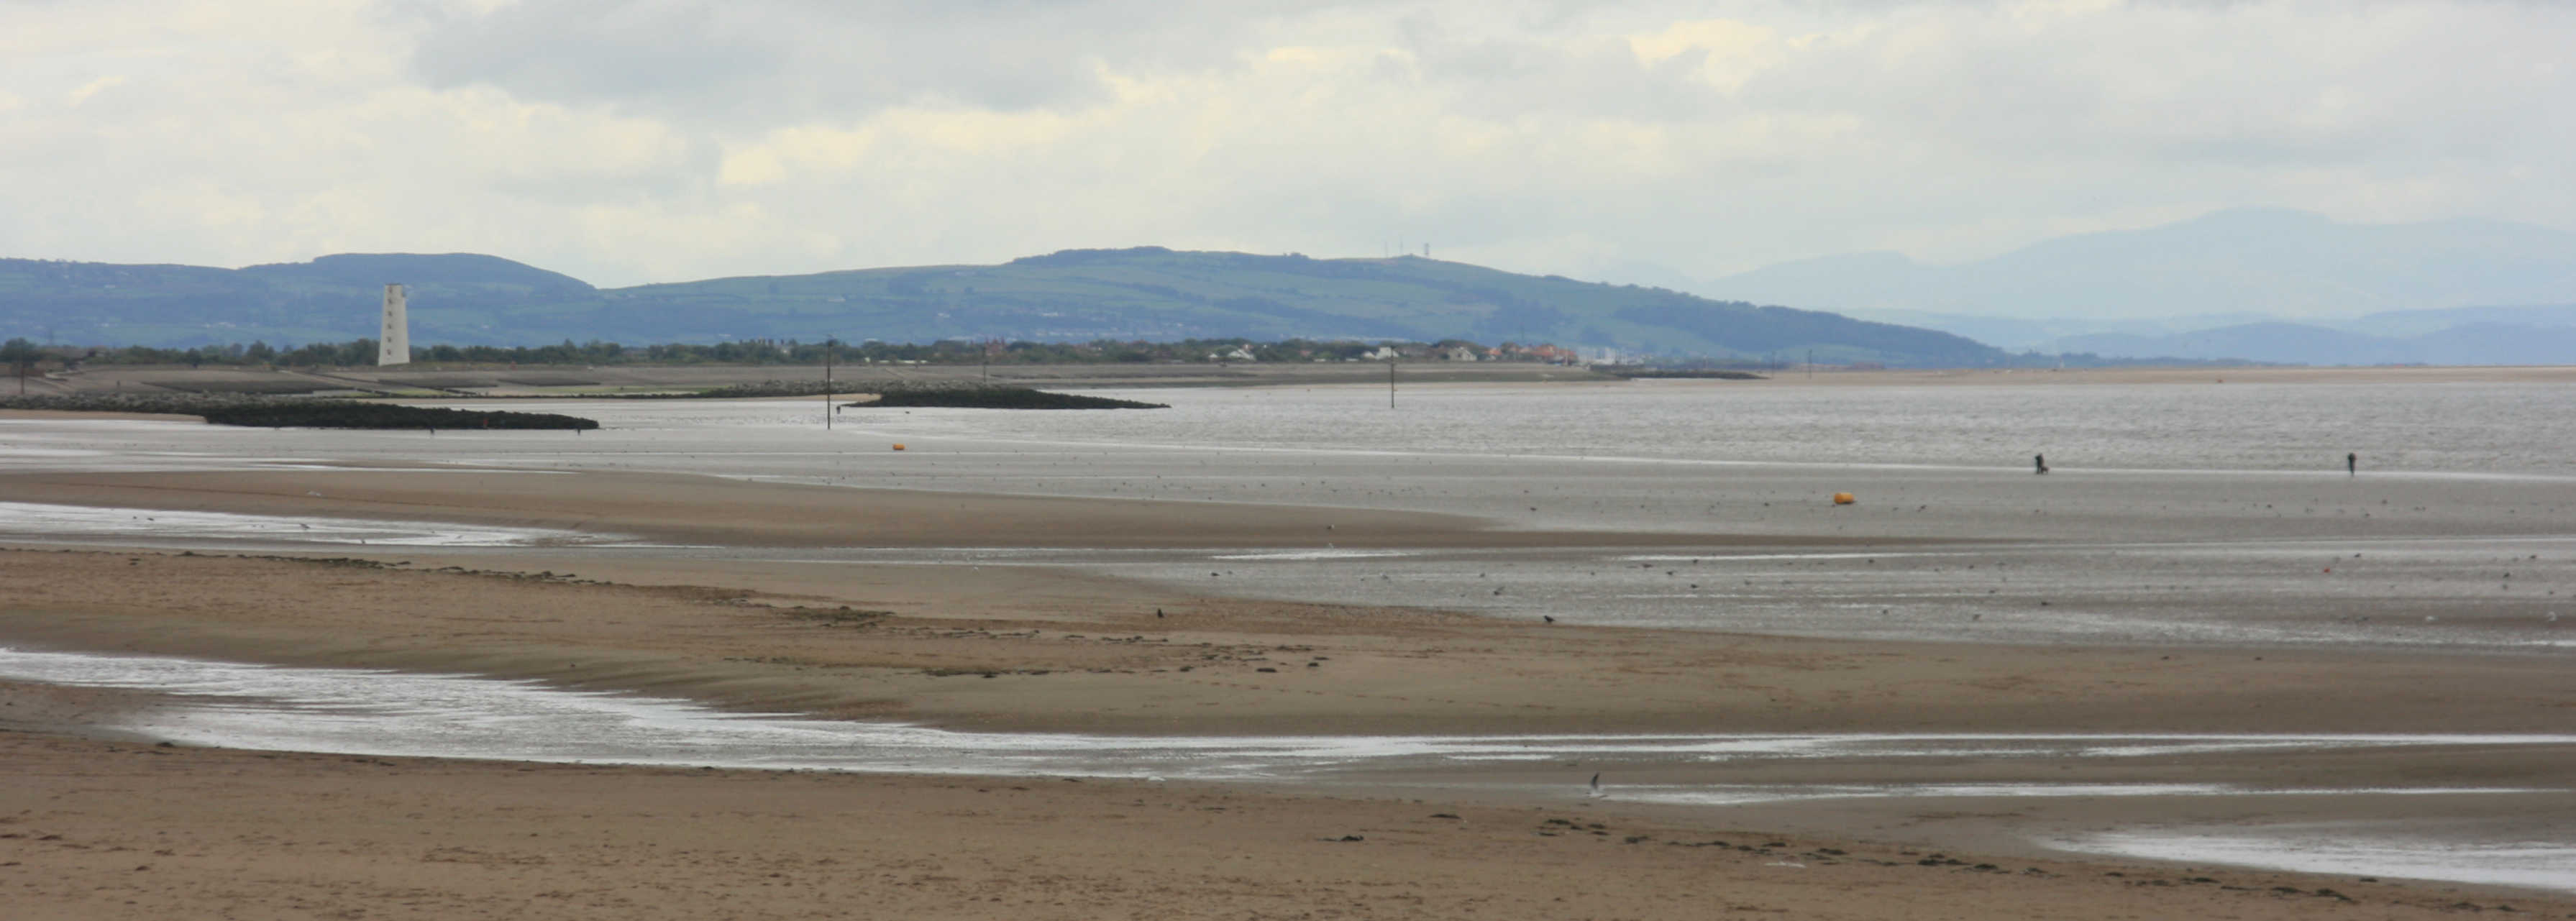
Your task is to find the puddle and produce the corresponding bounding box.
[5,646,2572,779]
[1623,784,2549,807]
[2049,829,2576,893]
[1210,549,1417,561]
[0,501,622,547]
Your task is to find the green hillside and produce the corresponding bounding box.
[1,248,2008,366]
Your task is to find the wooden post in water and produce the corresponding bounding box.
[1388,357,1397,409]
[823,338,834,430]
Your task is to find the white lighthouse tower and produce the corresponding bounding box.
[379,283,409,365]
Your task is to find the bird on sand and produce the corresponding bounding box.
[1588,773,1605,799]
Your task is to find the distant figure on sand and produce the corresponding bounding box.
[2034,454,2049,475]
[2348,452,2357,477]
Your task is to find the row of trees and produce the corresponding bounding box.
[29,336,1582,368]
[22,338,380,369]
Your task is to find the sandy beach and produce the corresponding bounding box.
[4,376,2575,917]
[6,539,2572,920]
[9,725,2556,921]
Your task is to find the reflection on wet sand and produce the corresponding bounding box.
[7,646,2573,893]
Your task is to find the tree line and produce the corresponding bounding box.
[17,336,1586,368]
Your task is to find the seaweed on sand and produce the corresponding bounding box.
[197,402,599,430]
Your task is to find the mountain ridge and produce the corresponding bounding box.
[0,249,2008,367]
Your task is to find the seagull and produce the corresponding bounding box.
[1588,773,1605,799]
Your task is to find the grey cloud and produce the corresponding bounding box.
[411,1,787,104]
[1374,32,1736,124]
[1734,0,2576,168]
[8,0,2571,297]
[403,0,1356,124]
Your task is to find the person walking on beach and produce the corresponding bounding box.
[2348,452,2357,477]
[2034,453,2048,475]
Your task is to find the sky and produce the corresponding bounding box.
[4,0,2570,290]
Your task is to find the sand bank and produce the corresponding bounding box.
[7,548,2570,737]
[0,467,1917,550]
[17,729,2554,921]
[6,544,2573,909]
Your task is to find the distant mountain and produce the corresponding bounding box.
[1706,208,2576,320]
[0,249,2008,367]
[238,252,593,297]
[2052,320,2576,366]
[1839,308,2284,352]
[2344,303,2576,338]
[2055,323,2412,365]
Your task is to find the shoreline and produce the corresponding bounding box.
[29,360,2576,401]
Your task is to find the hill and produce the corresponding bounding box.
[0,253,594,349]
[0,249,2007,367]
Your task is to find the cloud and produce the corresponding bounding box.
[0,0,2569,303]
[401,0,1337,125]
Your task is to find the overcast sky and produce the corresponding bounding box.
[4,0,2569,289]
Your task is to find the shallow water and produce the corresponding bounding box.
[0,500,617,547]
[9,643,2565,782]
[823,379,2576,475]
[6,646,2570,892]
[6,388,2575,652]
[2050,830,2576,892]
[16,647,2575,779]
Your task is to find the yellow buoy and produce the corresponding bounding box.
[1832,492,1855,505]
[892,444,907,451]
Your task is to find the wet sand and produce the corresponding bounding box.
[9,546,2571,738]
[5,544,2573,919]
[4,393,2575,915]
[19,728,2554,921]
[1763,364,2576,387]
[0,467,1897,550]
